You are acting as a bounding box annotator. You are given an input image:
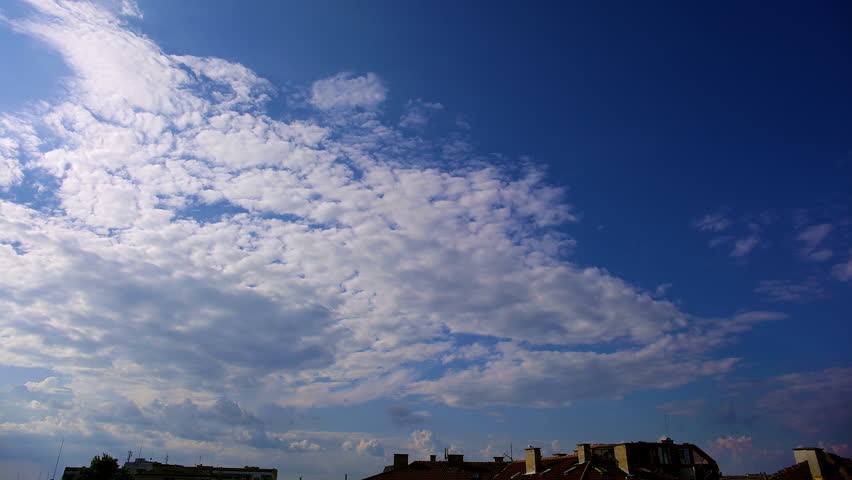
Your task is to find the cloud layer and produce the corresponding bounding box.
[0,0,788,468]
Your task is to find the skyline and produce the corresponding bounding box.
[0,1,850,479]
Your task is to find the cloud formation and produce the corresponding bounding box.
[310,72,387,110]
[0,0,788,464]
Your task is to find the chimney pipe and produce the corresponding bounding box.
[494,456,504,463]
[393,454,408,469]
[525,447,542,474]
[577,444,592,463]
[430,455,437,462]
[448,454,464,464]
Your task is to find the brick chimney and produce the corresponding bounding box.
[793,448,825,480]
[430,455,437,462]
[525,447,542,474]
[393,454,408,469]
[577,444,592,463]
[448,454,464,464]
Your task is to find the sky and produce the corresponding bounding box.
[0,0,850,478]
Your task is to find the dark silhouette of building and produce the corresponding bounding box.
[62,458,277,480]
[362,453,507,480]
[769,448,852,480]
[363,439,720,480]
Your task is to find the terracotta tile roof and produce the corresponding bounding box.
[363,460,507,480]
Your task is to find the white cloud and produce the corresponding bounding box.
[310,72,387,110]
[399,99,444,128]
[731,234,759,257]
[409,430,444,457]
[343,438,385,457]
[692,213,731,232]
[833,251,852,281]
[24,376,71,395]
[797,223,833,262]
[755,279,825,302]
[288,439,321,452]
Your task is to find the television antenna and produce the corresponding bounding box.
[50,437,64,480]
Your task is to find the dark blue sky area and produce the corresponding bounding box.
[133,0,852,309]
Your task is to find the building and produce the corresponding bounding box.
[493,440,719,480]
[769,448,852,480]
[362,453,508,480]
[62,458,277,480]
[363,439,720,480]
[582,438,720,480]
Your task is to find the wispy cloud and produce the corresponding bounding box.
[399,99,444,129]
[692,213,732,232]
[731,234,760,258]
[797,223,834,262]
[694,212,765,259]
[831,249,852,282]
[755,279,826,303]
[757,367,852,437]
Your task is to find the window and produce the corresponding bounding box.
[679,448,691,465]
[659,448,672,465]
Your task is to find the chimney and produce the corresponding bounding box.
[430,455,437,462]
[494,456,505,463]
[448,454,464,464]
[393,454,409,469]
[525,447,542,474]
[793,448,825,480]
[577,444,592,463]
[615,444,630,474]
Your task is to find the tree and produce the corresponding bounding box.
[76,453,134,480]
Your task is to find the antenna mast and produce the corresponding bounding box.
[51,437,64,480]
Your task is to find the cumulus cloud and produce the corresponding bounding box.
[343,438,385,457]
[0,0,791,464]
[705,436,777,472]
[288,439,321,452]
[310,72,387,110]
[409,430,446,457]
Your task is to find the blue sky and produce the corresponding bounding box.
[0,1,850,479]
